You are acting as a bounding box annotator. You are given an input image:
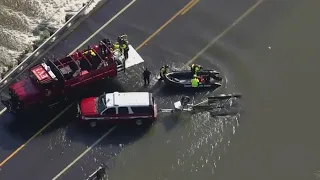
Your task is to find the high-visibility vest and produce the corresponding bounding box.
[90,50,96,56]
[191,78,199,87]
[121,43,127,49]
[195,66,200,72]
[160,67,167,76]
[113,43,120,49]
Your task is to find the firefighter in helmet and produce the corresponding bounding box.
[190,64,202,75]
[117,35,129,59]
[159,65,169,80]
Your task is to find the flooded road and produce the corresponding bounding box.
[1,0,320,179]
[213,1,320,179]
[106,0,320,180]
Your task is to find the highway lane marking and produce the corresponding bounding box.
[0,107,7,114]
[136,0,197,50]
[0,0,138,115]
[0,0,136,168]
[51,1,198,178]
[0,104,73,167]
[51,1,264,176]
[52,126,116,180]
[184,0,263,107]
[181,0,200,15]
[53,1,263,177]
[0,0,198,116]
[3,0,260,174]
[186,0,264,66]
[70,0,137,55]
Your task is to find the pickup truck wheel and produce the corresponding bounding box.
[135,119,142,126]
[90,121,97,127]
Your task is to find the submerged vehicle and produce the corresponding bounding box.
[1,36,144,114]
[159,93,242,116]
[162,70,223,88]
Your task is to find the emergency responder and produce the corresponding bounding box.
[99,41,105,54]
[113,41,120,50]
[118,34,129,44]
[159,65,169,80]
[120,40,129,59]
[191,75,199,88]
[99,41,110,56]
[84,49,96,56]
[117,35,129,59]
[143,68,151,86]
[116,36,128,72]
[123,42,129,59]
[191,64,202,75]
[102,38,113,50]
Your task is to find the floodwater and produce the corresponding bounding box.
[105,0,320,180]
[1,0,320,180]
[212,1,320,179]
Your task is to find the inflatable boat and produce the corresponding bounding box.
[163,70,222,88]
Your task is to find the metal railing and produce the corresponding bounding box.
[0,0,95,91]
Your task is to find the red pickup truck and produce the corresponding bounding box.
[1,38,127,114]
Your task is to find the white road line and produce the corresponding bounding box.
[70,0,137,55]
[0,107,7,114]
[0,0,137,116]
[0,0,135,169]
[50,2,136,177]
[52,126,116,180]
[186,0,263,65]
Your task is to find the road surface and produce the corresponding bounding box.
[1,0,320,180]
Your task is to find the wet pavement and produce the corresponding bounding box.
[1,0,320,179]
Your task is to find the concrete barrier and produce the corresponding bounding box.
[0,0,96,91]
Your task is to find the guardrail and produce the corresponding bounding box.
[0,0,95,91]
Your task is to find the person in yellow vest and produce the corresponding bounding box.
[120,41,129,59]
[102,38,113,50]
[113,42,120,50]
[191,75,199,87]
[90,50,96,56]
[117,35,129,59]
[159,65,169,80]
[84,49,96,56]
[191,64,202,75]
[118,34,128,44]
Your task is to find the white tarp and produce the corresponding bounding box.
[125,45,144,68]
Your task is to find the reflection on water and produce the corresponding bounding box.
[105,108,241,180]
[169,113,240,176]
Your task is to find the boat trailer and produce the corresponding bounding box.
[158,93,242,115]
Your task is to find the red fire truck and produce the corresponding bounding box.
[1,38,127,114]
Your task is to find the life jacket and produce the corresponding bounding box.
[191,78,199,87]
[160,66,167,76]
